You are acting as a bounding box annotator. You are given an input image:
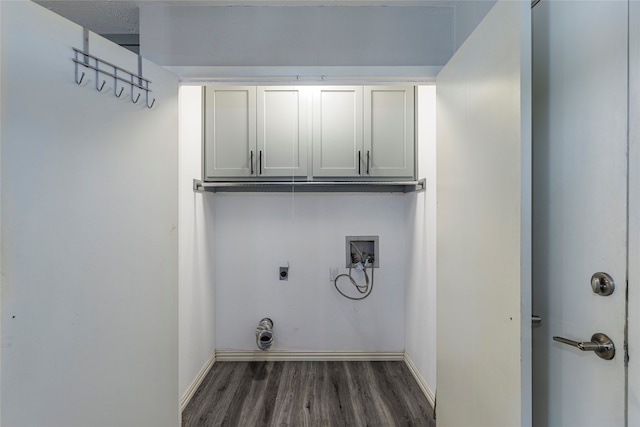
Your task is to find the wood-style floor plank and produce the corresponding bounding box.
[182,361,435,427]
[183,362,247,427]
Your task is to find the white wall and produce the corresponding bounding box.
[1,3,179,426]
[213,193,406,352]
[453,1,497,52]
[178,87,216,401]
[140,5,453,69]
[405,85,437,399]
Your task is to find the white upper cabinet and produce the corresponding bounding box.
[204,86,256,179]
[257,86,309,177]
[312,86,363,177]
[364,86,415,178]
[203,85,416,181]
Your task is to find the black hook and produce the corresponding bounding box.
[115,87,124,98]
[96,80,106,92]
[132,93,141,104]
[76,71,85,85]
[147,98,156,109]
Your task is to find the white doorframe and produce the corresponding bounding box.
[627,0,640,423]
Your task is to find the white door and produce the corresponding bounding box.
[532,1,628,426]
[364,85,415,178]
[436,1,532,426]
[257,86,308,178]
[1,2,179,426]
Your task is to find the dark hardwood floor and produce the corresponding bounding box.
[182,361,436,427]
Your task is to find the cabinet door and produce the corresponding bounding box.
[364,86,415,178]
[312,86,363,178]
[204,86,256,179]
[257,86,308,178]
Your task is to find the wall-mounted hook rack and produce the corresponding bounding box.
[72,31,156,109]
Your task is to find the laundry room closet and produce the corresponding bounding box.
[0,2,543,426]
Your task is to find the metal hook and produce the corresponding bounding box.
[113,68,124,98]
[145,87,155,108]
[74,46,86,85]
[94,58,105,92]
[132,92,141,104]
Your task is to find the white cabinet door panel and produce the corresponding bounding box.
[204,86,256,179]
[257,86,308,177]
[312,86,363,177]
[364,86,415,178]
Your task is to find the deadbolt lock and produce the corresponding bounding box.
[591,272,615,296]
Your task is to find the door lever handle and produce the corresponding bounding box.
[553,333,615,360]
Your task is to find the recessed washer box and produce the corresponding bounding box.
[345,236,379,268]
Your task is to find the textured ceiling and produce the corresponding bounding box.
[33,0,458,35]
[34,1,140,34]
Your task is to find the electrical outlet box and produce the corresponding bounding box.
[345,236,379,268]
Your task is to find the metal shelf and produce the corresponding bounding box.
[193,179,426,194]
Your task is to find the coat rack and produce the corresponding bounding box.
[72,29,155,108]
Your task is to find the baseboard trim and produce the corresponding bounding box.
[180,351,216,413]
[215,350,404,362]
[404,352,436,409]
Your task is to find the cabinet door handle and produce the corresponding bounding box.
[250,151,254,175]
[358,151,362,175]
[259,151,263,175]
[366,150,370,175]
